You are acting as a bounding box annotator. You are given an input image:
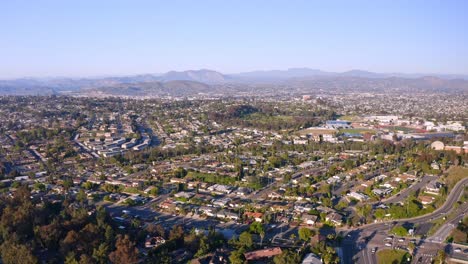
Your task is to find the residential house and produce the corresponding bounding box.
[216,209,239,221]
[212,197,231,208]
[268,190,285,199]
[244,212,264,222]
[326,212,343,226]
[395,173,417,183]
[419,195,435,205]
[235,187,252,197]
[199,206,216,217]
[372,188,392,197]
[174,191,195,199]
[347,191,369,201]
[145,236,165,248]
[301,214,318,226]
[425,180,443,195]
[207,184,234,195]
[302,253,322,264]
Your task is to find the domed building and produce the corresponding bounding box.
[430,141,445,150]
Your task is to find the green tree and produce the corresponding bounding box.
[64,253,79,264]
[249,221,264,234]
[434,250,446,264]
[273,249,301,264]
[374,208,386,219]
[238,231,253,249]
[33,182,46,192]
[229,249,246,264]
[92,243,109,264]
[148,186,159,196]
[78,254,93,264]
[76,189,87,204]
[0,239,38,264]
[322,246,340,264]
[82,181,95,190]
[298,227,313,241]
[195,236,210,257]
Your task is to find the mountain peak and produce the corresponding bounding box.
[160,69,226,84]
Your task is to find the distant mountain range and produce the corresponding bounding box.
[232,68,468,81]
[1,68,467,96]
[159,69,228,84]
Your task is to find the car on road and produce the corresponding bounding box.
[398,238,405,242]
[454,248,462,253]
[371,247,377,254]
[385,243,392,247]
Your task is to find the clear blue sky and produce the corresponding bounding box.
[1,0,467,78]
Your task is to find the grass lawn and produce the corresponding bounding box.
[339,128,376,134]
[445,166,468,190]
[377,249,411,264]
[384,126,416,133]
[338,115,361,121]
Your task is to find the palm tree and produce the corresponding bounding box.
[260,230,265,246]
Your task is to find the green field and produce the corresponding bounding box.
[339,128,376,134]
[384,126,416,133]
[377,249,410,264]
[338,115,362,121]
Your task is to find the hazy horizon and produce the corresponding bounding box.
[2,67,468,81]
[1,0,467,78]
